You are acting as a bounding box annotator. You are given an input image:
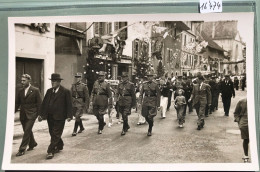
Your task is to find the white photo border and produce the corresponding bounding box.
[2,12,258,171]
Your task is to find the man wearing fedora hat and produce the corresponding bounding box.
[116,72,136,135]
[219,74,235,116]
[188,75,211,130]
[38,73,72,159]
[90,71,112,134]
[71,72,89,136]
[139,71,161,136]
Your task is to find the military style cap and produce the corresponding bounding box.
[122,72,129,77]
[224,74,230,77]
[98,71,106,76]
[211,75,217,79]
[146,71,155,76]
[75,72,83,78]
[177,75,182,79]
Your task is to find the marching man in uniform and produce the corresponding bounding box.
[90,71,112,134]
[116,72,136,136]
[139,71,161,136]
[71,72,89,136]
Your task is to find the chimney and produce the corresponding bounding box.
[212,22,215,39]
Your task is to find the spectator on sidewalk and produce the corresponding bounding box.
[71,72,89,136]
[15,74,42,156]
[38,73,72,160]
[234,98,249,163]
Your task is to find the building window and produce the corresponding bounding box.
[94,22,106,36]
[106,22,112,34]
[114,22,128,40]
[184,34,187,46]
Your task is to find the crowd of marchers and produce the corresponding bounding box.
[14,71,249,162]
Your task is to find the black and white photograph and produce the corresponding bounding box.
[2,13,259,171]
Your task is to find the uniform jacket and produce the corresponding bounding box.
[71,82,89,108]
[234,98,248,128]
[91,80,112,106]
[220,79,235,98]
[191,83,212,106]
[40,86,72,120]
[15,85,42,121]
[139,81,161,107]
[116,80,136,108]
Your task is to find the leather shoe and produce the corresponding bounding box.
[16,151,25,156]
[27,143,37,151]
[147,131,152,136]
[197,126,201,130]
[78,128,85,133]
[54,148,61,154]
[72,132,77,136]
[121,130,126,136]
[98,130,102,134]
[46,153,54,159]
[125,125,130,132]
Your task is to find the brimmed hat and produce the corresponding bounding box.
[122,72,129,77]
[98,71,106,76]
[49,73,63,80]
[75,72,83,78]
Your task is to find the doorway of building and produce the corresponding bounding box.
[16,57,44,95]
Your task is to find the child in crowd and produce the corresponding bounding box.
[174,89,186,128]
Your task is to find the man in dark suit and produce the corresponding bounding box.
[15,74,42,156]
[188,75,211,130]
[38,73,72,159]
[219,74,235,116]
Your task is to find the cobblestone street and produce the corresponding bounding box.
[11,90,248,164]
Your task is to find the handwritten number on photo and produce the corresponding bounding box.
[200,0,222,13]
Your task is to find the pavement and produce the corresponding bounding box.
[11,89,248,164]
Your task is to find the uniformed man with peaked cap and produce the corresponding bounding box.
[71,72,90,136]
[90,71,112,134]
[139,71,161,136]
[116,72,136,135]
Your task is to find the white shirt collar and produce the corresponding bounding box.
[24,84,31,96]
[200,82,203,89]
[53,86,60,93]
